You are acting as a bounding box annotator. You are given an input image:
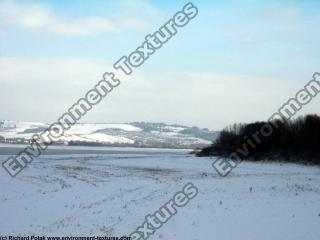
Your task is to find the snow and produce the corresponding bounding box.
[0,121,47,139]
[0,121,213,148]
[163,126,185,132]
[0,120,46,129]
[83,133,134,144]
[0,122,141,144]
[0,147,319,239]
[67,123,142,135]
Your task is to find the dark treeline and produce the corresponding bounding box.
[197,114,320,164]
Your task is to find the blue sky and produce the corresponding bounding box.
[0,0,319,129]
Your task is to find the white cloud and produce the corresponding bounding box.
[0,0,161,36]
[0,57,318,129]
[0,57,117,88]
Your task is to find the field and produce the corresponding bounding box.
[1,145,320,239]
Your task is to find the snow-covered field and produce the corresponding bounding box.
[0,146,320,239]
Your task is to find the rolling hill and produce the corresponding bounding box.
[0,121,218,149]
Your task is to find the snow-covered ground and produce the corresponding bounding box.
[0,147,320,239]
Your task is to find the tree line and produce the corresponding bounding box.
[197,114,320,164]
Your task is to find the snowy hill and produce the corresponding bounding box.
[0,120,218,149]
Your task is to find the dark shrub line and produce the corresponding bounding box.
[197,114,320,165]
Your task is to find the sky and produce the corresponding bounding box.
[0,0,319,130]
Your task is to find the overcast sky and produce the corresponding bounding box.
[0,0,319,130]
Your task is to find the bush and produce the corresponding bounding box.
[197,114,320,164]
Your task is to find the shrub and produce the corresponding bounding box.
[197,114,320,164]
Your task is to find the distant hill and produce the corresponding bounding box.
[0,120,218,149]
